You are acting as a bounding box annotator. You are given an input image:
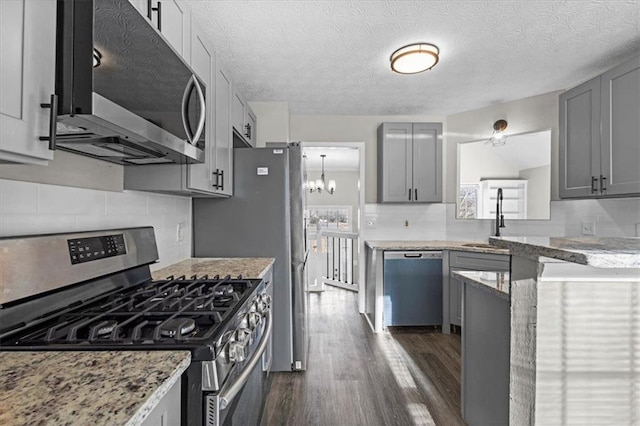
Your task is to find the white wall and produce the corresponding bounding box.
[364,197,640,242]
[0,179,192,270]
[249,101,290,147]
[520,165,551,219]
[290,114,446,203]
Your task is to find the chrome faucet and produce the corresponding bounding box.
[495,188,505,236]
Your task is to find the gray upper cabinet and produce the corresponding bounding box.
[0,0,56,165]
[377,122,442,203]
[560,56,640,199]
[601,57,640,196]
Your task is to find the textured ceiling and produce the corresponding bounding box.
[189,0,640,115]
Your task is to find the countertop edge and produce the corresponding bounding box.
[125,352,191,426]
[452,270,510,300]
[365,240,509,255]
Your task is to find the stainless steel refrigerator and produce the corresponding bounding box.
[193,143,308,372]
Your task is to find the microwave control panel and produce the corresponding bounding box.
[67,234,127,265]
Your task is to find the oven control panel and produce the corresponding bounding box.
[67,234,127,265]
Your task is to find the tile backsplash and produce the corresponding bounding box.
[0,179,191,270]
[364,197,640,241]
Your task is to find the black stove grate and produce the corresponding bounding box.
[2,275,260,347]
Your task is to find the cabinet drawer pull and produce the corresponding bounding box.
[600,175,607,192]
[39,94,58,151]
[591,176,598,193]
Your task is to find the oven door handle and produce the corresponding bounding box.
[219,309,272,410]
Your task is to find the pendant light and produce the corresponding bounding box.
[308,154,336,194]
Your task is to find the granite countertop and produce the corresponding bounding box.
[453,270,510,300]
[489,236,640,268]
[152,257,275,280]
[365,240,509,255]
[0,350,190,426]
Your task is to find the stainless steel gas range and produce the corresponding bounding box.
[0,227,272,426]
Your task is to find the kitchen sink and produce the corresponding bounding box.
[461,243,494,248]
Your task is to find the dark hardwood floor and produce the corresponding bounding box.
[264,286,465,426]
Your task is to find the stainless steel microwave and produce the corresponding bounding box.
[54,0,206,165]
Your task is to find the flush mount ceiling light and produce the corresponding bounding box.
[308,154,336,195]
[390,43,440,74]
[488,119,508,146]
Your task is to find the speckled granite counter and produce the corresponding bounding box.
[151,257,275,280]
[0,350,190,426]
[365,240,509,255]
[489,236,640,268]
[453,270,510,300]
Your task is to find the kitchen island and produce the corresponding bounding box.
[488,236,640,426]
[0,350,190,426]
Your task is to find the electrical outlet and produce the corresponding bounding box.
[365,215,377,229]
[176,222,185,242]
[404,220,409,228]
[581,221,596,236]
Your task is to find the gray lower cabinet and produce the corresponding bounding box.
[461,281,510,426]
[140,377,181,426]
[447,251,510,327]
[559,55,640,198]
[377,122,443,203]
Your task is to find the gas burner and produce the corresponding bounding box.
[213,284,234,297]
[95,320,118,336]
[160,318,196,338]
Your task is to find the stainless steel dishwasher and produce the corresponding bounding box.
[383,251,443,326]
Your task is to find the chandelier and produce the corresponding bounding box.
[308,154,336,194]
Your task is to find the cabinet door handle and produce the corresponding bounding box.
[600,175,607,192]
[414,188,418,201]
[39,94,58,151]
[147,1,162,31]
[219,169,224,190]
[212,168,220,188]
[408,188,412,201]
[591,176,598,193]
[244,123,251,139]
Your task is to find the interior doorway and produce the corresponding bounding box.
[301,143,365,298]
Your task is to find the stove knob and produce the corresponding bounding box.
[228,328,251,362]
[237,327,252,345]
[260,294,271,307]
[248,312,262,329]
